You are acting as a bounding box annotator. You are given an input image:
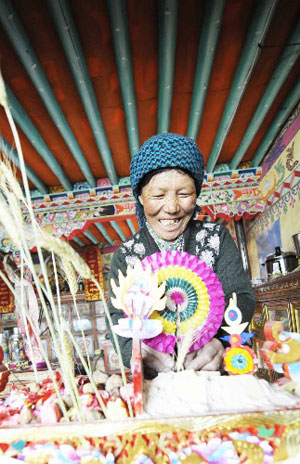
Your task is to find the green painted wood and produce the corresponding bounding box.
[111,220,126,241]
[94,222,114,246]
[251,78,300,167]
[48,0,118,185]
[72,236,85,247]
[84,230,99,244]
[126,219,136,235]
[206,0,278,172]
[0,135,48,193]
[231,19,300,169]
[107,0,139,155]
[187,0,226,139]
[0,0,96,187]
[157,0,179,133]
[6,85,72,191]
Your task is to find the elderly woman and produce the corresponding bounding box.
[108,133,255,378]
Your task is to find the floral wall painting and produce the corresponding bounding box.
[261,111,300,178]
[256,219,282,280]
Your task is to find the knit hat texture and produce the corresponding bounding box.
[130,133,204,227]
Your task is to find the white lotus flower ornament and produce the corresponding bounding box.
[110,259,166,416]
[111,259,166,339]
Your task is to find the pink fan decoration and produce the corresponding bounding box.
[141,251,225,354]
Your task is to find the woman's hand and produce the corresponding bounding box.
[141,343,175,374]
[184,338,224,371]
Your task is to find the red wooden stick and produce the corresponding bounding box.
[131,336,143,416]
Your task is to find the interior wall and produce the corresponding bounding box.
[246,110,300,281]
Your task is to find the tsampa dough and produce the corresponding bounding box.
[143,370,300,418]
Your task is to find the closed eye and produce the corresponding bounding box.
[179,192,193,197]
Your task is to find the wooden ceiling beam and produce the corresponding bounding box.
[231,18,300,169]
[0,0,96,187]
[187,0,225,139]
[206,0,278,172]
[107,0,140,155]
[157,0,179,133]
[6,83,72,191]
[48,0,118,185]
[252,78,300,167]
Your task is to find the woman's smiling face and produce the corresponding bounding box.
[138,169,197,241]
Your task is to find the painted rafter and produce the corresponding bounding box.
[0,167,265,250]
[18,168,264,239]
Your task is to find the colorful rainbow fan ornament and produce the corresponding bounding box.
[141,251,226,357]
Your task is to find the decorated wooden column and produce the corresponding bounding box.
[234,219,251,279]
[80,245,104,300]
[0,260,14,314]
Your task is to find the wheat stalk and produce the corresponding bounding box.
[37,233,92,279]
[37,237,131,417]
[3,244,80,419]
[63,327,108,417]
[33,238,98,411]
[52,254,104,417]
[175,321,201,371]
[0,69,132,419]
[0,80,62,377]
[0,268,69,420]
[0,159,25,202]
[0,193,22,246]
[56,252,93,374]
[19,257,39,383]
[0,70,8,108]
[0,202,116,418]
[38,237,100,375]
[0,71,87,419]
[36,234,132,412]
[47,253,85,421]
[58,258,92,375]
[61,259,78,297]
[2,254,38,383]
[71,295,92,373]
[91,277,134,418]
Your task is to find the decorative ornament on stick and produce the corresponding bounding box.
[111,259,166,415]
[141,251,225,370]
[221,293,257,375]
[262,321,300,383]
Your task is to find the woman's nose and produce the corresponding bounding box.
[164,195,179,213]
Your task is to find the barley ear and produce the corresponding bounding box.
[61,260,78,297]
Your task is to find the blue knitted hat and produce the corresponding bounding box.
[130,133,204,227]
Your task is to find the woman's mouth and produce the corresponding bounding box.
[159,218,181,228]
